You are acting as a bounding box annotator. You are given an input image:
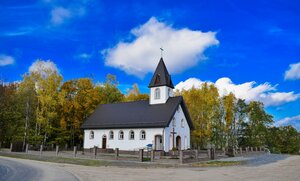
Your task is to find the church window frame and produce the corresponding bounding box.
[140,130,146,140]
[129,130,135,140]
[109,131,114,140]
[172,117,176,127]
[154,88,160,99]
[168,88,172,97]
[89,131,94,139]
[181,119,184,128]
[119,130,124,140]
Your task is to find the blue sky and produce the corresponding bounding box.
[1,0,300,129]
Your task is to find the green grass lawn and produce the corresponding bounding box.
[192,160,241,167]
[0,152,105,166]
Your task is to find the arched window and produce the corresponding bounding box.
[172,117,176,127]
[119,130,124,140]
[89,131,94,139]
[140,130,146,140]
[181,119,184,128]
[109,131,114,140]
[129,130,135,140]
[154,88,160,99]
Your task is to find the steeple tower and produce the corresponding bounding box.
[149,58,174,105]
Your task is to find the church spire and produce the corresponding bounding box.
[148,58,174,88]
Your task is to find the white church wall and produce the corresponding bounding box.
[164,104,191,151]
[84,128,164,150]
[149,86,173,105]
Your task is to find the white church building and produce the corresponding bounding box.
[81,58,194,152]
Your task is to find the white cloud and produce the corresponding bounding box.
[175,78,207,90]
[29,59,59,75]
[175,77,300,107]
[76,53,92,59]
[275,115,300,130]
[50,6,85,25]
[51,7,72,25]
[284,62,300,80]
[0,54,15,66]
[103,17,219,78]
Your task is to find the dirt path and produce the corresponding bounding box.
[56,155,300,181]
[0,156,79,181]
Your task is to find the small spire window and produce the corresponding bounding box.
[154,74,161,84]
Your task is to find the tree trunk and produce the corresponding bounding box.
[23,97,30,151]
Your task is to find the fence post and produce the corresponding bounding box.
[93,146,97,159]
[232,148,236,157]
[139,149,144,162]
[10,143,13,152]
[73,146,77,158]
[40,145,43,156]
[210,148,215,160]
[150,150,155,162]
[195,150,199,160]
[25,144,29,153]
[179,150,183,164]
[115,148,119,160]
[207,149,211,159]
[56,145,59,156]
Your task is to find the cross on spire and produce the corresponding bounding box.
[160,47,164,58]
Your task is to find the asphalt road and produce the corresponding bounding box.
[0,156,79,181]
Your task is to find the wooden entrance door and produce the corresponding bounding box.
[102,135,107,149]
[176,136,181,150]
[155,135,163,150]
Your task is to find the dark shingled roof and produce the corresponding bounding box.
[81,96,194,130]
[148,58,174,88]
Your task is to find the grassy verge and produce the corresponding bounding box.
[0,152,106,166]
[192,160,241,167]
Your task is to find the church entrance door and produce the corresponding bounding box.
[176,136,181,150]
[155,135,163,150]
[102,135,107,149]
